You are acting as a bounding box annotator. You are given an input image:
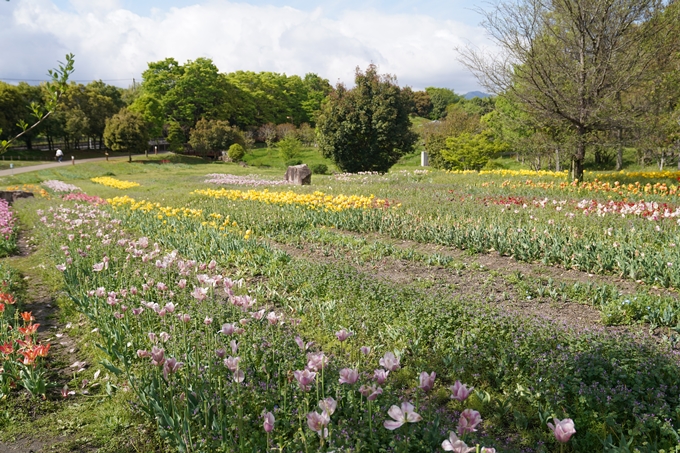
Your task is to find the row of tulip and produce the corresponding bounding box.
[90,176,140,189]
[193,188,398,212]
[39,201,516,452]
[0,263,51,398]
[42,179,82,193]
[0,199,17,256]
[205,173,292,186]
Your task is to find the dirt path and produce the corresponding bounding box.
[268,231,675,346]
[0,234,82,452]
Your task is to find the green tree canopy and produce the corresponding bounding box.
[103,108,149,162]
[316,64,418,173]
[188,118,245,158]
[425,87,461,119]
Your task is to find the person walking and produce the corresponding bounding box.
[55,149,63,162]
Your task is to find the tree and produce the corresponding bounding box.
[421,105,482,169]
[103,108,149,162]
[0,54,75,154]
[188,119,245,158]
[442,131,508,170]
[425,87,461,119]
[278,135,302,161]
[316,65,418,173]
[458,0,674,181]
[412,91,434,118]
[227,143,245,162]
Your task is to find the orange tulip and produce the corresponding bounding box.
[0,293,15,305]
[34,343,50,358]
[20,348,39,365]
[0,302,5,313]
[18,323,39,336]
[0,342,13,354]
[20,312,34,323]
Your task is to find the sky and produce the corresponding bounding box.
[0,0,494,93]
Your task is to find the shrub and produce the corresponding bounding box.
[227,143,245,162]
[285,158,303,166]
[310,163,328,175]
[278,135,302,161]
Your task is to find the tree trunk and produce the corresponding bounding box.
[555,148,560,172]
[615,128,623,171]
[571,131,586,182]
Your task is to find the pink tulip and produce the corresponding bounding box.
[56,264,66,271]
[163,357,183,379]
[418,371,436,392]
[373,369,389,384]
[339,368,359,384]
[137,349,151,358]
[263,411,275,433]
[457,409,482,435]
[442,432,475,453]
[359,384,383,400]
[383,402,422,430]
[191,287,208,301]
[360,346,371,355]
[204,317,213,325]
[295,336,313,351]
[177,279,187,289]
[335,329,352,342]
[294,369,316,391]
[547,418,576,443]
[159,331,171,343]
[208,259,217,270]
[379,351,400,371]
[450,381,474,402]
[164,302,175,313]
[233,369,245,383]
[220,323,237,335]
[230,340,238,354]
[306,352,328,371]
[215,348,226,359]
[266,311,280,325]
[306,411,330,438]
[150,346,165,366]
[318,397,337,416]
[481,448,496,453]
[178,313,191,323]
[95,287,106,297]
[148,332,157,342]
[224,356,241,372]
[251,309,265,320]
[156,282,168,291]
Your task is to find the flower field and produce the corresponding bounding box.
[2,165,680,452]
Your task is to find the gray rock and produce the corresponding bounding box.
[284,164,311,185]
[0,191,34,205]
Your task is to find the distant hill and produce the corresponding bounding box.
[463,91,491,99]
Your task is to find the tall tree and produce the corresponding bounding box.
[103,108,149,162]
[316,65,418,173]
[459,0,674,181]
[425,87,461,119]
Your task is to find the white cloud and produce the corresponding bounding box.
[1,0,491,92]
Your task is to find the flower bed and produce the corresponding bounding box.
[205,173,292,186]
[193,188,397,211]
[90,177,140,189]
[42,180,82,193]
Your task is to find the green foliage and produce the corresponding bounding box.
[227,143,245,162]
[421,105,482,169]
[103,108,150,161]
[316,64,418,173]
[277,134,302,161]
[425,87,461,119]
[310,163,328,174]
[284,158,303,166]
[188,118,245,158]
[166,121,185,152]
[442,132,509,170]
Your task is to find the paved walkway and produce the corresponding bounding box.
[0,153,170,177]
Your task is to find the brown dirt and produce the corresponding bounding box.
[269,232,674,346]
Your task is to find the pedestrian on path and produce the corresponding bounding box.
[55,149,63,162]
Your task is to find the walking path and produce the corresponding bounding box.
[0,152,170,177]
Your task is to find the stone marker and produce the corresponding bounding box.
[0,191,35,205]
[284,164,312,185]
